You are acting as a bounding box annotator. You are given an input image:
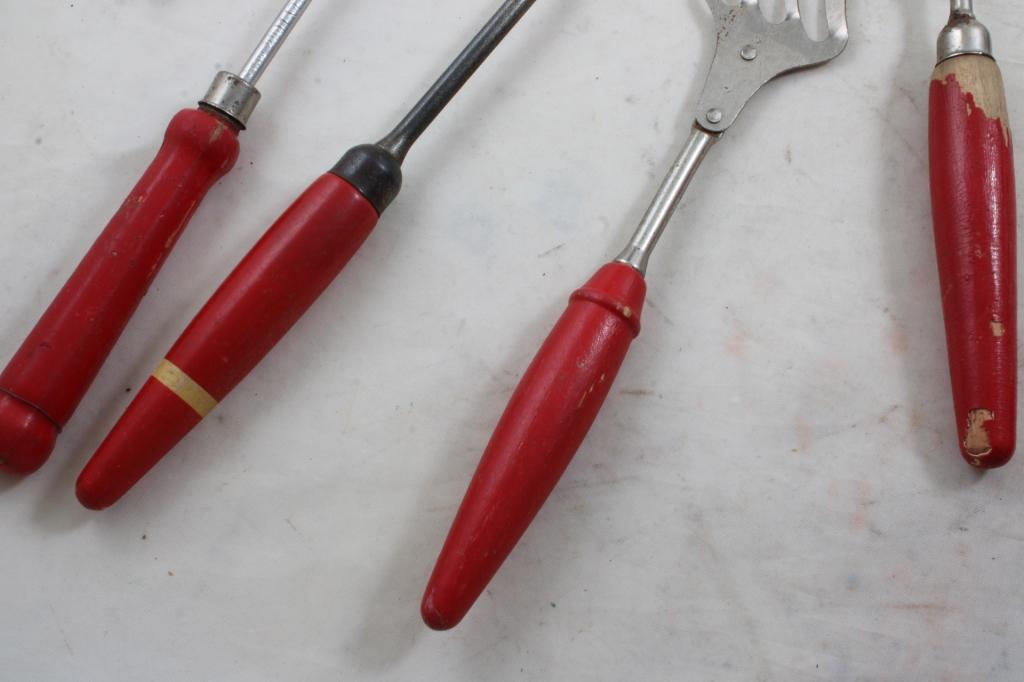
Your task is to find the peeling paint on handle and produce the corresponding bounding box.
[929,54,1017,469]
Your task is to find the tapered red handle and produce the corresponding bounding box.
[422,262,646,630]
[929,54,1017,468]
[76,172,380,509]
[0,108,240,475]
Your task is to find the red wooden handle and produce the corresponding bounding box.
[76,173,380,509]
[421,262,647,629]
[929,55,1017,469]
[0,108,240,475]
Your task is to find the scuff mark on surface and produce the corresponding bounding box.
[537,242,566,258]
[964,408,994,456]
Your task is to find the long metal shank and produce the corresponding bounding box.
[239,0,313,85]
[615,126,718,275]
[377,0,536,163]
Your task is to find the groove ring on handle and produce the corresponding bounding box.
[572,288,642,337]
[0,387,62,431]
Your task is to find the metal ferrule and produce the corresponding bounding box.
[200,71,261,129]
[937,2,993,63]
[331,144,404,215]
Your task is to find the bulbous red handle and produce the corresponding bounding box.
[929,55,1017,469]
[422,262,647,630]
[0,108,240,475]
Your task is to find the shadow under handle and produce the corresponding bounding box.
[929,54,1017,469]
[422,262,647,630]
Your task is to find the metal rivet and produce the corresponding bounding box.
[706,108,723,124]
[741,45,757,61]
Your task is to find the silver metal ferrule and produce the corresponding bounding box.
[199,0,312,128]
[201,71,261,129]
[938,0,993,63]
[615,126,718,275]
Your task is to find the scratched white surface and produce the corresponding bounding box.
[1,1,1022,679]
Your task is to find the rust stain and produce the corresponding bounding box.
[725,332,748,358]
[909,407,925,431]
[793,418,814,452]
[884,602,951,612]
[850,480,874,532]
[964,408,994,457]
[888,326,909,355]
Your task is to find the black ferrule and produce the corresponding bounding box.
[330,144,403,214]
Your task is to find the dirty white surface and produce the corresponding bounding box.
[1,1,1023,679]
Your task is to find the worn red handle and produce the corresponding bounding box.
[421,262,647,629]
[75,172,380,509]
[0,108,240,475]
[929,54,1017,469]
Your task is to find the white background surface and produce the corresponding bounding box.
[1,1,1022,679]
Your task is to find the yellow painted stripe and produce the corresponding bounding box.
[152,359,218,418]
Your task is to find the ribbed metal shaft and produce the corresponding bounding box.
[239,0,313,85]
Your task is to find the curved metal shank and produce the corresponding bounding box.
[615,0,849,275]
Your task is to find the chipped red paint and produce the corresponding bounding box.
[929,66,1017,469]
[422,262,646,629]
[0,108,240,475]
[76,174,379,508]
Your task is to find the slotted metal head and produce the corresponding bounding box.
[695,0,848,133]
